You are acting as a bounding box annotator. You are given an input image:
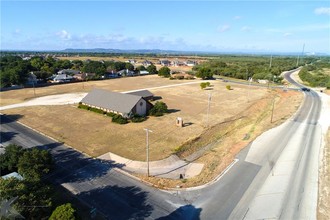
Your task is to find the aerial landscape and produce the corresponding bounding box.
[1,0,330,219]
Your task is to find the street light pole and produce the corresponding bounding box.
[144,128,153,177]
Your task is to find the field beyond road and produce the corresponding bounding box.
[0,75,304,186]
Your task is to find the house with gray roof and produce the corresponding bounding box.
[80,89,153,118]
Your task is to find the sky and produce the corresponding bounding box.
[1,0,330,54]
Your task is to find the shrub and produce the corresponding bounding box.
[149,101,168,116]
[112,114,128,124]
[89,107,105,114]
[131,114,146,123]
[106,112,116,117]
[78,103,89,110]
[226,85,231,90]
[49,203,76,220]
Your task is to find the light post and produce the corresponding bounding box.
[144,128,153,177]
[270,96,275,123]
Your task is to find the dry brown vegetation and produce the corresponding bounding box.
[1,75,303,187]
[318,129,330,220]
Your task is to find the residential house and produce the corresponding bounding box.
[58,69,81,75]
[80,89,153,118]
[1,172,24,180]
[142,60,153,66]
[117,69,135,77]
[159,60,171,66]
[26,72,38,85]
[52,74,74,83]
[126,59,137,64]
[139,70,149,75]
[172,60,185,66]
[185,60,197,67]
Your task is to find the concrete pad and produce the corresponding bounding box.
[185,163,204,178]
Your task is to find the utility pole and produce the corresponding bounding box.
[270,97,275,123]
[144,128,153,177]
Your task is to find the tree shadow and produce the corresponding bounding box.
[40,142,124,184]
[167,109,180,114]
[0,114,24,124]
[77,185,153,219]
[156,204,202,220]
[0,131,19,143]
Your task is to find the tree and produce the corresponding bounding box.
[125,63,134,71]
[135,65,146,71]
[149,101,168,116]
[30,56,45,70]
[18,148,52,181]
[0,144,25,173]
[0,178,53,219]
[196,67,213,79]
[49,203,76,220]
[200,82,211,89]
[146,64,158,74]
[82,61,106,75]
[158,66,171,78]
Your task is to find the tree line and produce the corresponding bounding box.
[0,55,158,88]
[298,59,330,88]
[192,56,318,82]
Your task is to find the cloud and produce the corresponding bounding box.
[56,30,71,40]
[233,16,242,20]
[283,32,293,37]
[241,26,252,32]
[217,25,230,33]
[314,7,330,15]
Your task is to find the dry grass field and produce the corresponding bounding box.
[318,129,330,220]
[0,75,197,106]
[1,76,274,161]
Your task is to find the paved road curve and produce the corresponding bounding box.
[0,69,322,219]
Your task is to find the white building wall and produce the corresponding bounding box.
[135,99,147,116]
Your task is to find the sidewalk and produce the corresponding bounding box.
[98,152,204,179]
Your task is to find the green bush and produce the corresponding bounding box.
[49,203,76,220]
[89,107,105,114]
[226,85,231,90]
[78,103,89,110]
[131,114,146,123]
[112,114,128,124]
[106,112,116,117]
[149,101,168,116]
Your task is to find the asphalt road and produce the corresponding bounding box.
[0,69,322,219]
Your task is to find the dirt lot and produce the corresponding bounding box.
[318,129,330,220]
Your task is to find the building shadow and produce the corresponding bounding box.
[183,122,194,127]
[77,185,153,219]
[156,204,202,220]
[152,96,163,101]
